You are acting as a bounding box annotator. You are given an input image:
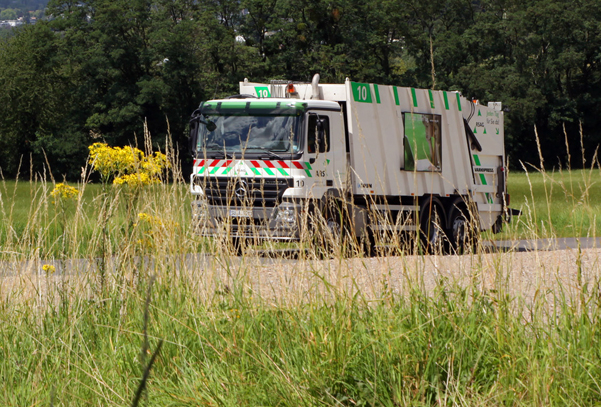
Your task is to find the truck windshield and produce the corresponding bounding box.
[196,114,301,155]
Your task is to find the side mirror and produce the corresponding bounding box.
[189,117,199,157]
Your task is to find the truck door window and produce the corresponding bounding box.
[402,113,442,172]
[307,114,330,153]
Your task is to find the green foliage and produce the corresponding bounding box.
[0,22,87,179]
[0,8,17,19]
[0,0,600,179]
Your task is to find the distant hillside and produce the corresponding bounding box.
[0,0,47,10]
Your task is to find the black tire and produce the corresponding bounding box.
[447,204,479,254]
[360,228,377,257]
[419,198,446,254]
[314,197,351,257]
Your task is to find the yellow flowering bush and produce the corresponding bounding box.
[88,142,169,186]
[50,183,80,203]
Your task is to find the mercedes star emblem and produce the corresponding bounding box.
[235,180,248,198]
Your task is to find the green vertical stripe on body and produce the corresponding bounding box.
[393,87,400,106]
[443,92,450,110]
[474,154,492,202]
[374,84,381,104]
[411,88,418,107]
[305,169,312,177]
[428,89,435,109]
[456,93,462,111]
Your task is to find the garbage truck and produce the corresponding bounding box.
[188,74,515,253]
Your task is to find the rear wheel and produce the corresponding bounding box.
[419,198,446,254]
[447,204,479,254]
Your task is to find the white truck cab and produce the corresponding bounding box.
[189,75,516,253]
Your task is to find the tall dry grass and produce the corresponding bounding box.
[1,127,601,405]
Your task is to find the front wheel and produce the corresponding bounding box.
[313,197,351,257]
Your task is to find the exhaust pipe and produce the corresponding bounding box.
[311,74,321,100]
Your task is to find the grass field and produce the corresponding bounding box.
[503,167,601,239]
[1,168,599,258]
[2,163,601,405]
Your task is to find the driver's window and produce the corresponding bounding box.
[307,114,330,154]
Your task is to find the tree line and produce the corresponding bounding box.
[0,0,599,180]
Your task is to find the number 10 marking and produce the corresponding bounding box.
[359,86,368,101]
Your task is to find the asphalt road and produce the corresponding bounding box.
[486,237,601,252]
[2,237,599,278]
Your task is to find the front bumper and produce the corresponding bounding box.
[192,200,303,241]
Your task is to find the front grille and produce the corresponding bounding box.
[195,176,292,207]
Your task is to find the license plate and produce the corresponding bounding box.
[229,209,252,218]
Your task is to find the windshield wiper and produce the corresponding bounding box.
[203,143,234,159]
[246,146,285,160]
[206,151,233,159]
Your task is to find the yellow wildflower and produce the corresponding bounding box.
[137,212,155,224]
[136,212,177,228]
[50,183,80,202]
[42,264,56,275]
[113,172,158,187]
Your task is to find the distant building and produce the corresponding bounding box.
[0,20,26,28]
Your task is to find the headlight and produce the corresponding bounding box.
[192,200,209,221]
[190,175,205,195]
[275,202,297,228]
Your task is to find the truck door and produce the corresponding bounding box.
[305,112,331,197]
[304,111,346,197]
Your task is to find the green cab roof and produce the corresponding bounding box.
[201,99,308,116]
